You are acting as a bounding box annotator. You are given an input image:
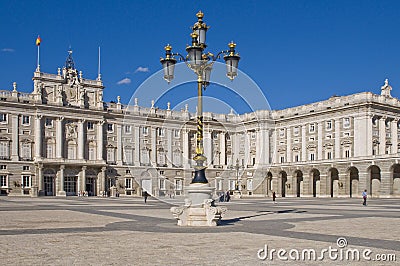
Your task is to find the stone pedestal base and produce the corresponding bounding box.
[57,191,66,197]
[170,183,227,226]
[30,186,38,197]
[232,190,242,199]
[171,199,227,226]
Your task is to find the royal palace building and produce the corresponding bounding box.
[1,53,400,198]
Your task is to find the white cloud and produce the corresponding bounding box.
[135,66,149,73]
[1,48,15,52]
[117,78,131,85]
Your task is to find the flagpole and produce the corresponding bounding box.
[37,44,40,71]
[97,46,101,80]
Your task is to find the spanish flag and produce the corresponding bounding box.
[36,35,41,46]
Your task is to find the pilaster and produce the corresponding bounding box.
[334,119,341,159]
[34,115,42,159]
[11,114,19,161]
[97,121,104,160]
[77,119,85,160]
[116,124,122,165]
[317,122,323,160]
[56,117,64,158]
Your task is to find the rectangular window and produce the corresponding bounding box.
[22,166,30,171]
[0,165,6,170]
[22,175,31,188]
[0,113,7,123]
[107,123,113,132]
[326,121,332,130]
[159,179,165,190]
[175,179,183,190]
[22,116,30,125]
[280,156,285,163]
[45,118,53,127]
[326,134,332,140]
[125,178,132,189]
[327,151,332,160]
[21,143,31,159]
[0,142,9,158]
[157,127,165,137]
[309,123,315,133]
[87,122,94,130]
[279,129,285,138]
[88,147,95,160]
[294,154,299,162]
[310,153,315,161]
[125,125,131,133]
[343,118,350,128]
[0,175,7,187]
[345,150,350,158]
[293,127,299,136]
[174,130,180,138]
[142,126,148,135]
[309,137,315,141]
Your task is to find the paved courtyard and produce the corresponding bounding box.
[0,196,399,265]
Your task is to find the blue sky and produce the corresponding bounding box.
[1,0,400,113]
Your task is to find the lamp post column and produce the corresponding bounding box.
[192,77,208,184]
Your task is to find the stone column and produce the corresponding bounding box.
[167,128,172,167]
[391,119,398,154]
[334,119,341,159]
[56,117,64,159]
[244,131,249,166]
[380,171,391,198]
[319,174,328,197]
[379,117,386,155]
[286,127,291,163]
[301,125,306,161]
[338,173,347,197]
[80,166,86,194]
[37,164,44,195]
[57,165,66,196]
[11,114,19,161]
[134,126,140,166]
[99,166,106,193]
[358,171,369,198]
[204,129,212,166]
[220,132,226,166]
[366,115,373,156]
[317,122,323,160]
[151,127,156,166]
[264,129,270,164]
[116,124,122,165]
[97,121,104,160]
[77,120,85,160]
[232,133,238,163]
[272,130,277,164]
[302,172,311,196]
[182,129,190,169]
[34,115,42,159]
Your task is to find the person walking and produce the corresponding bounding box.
[362,189,367,206]
[272,191,277,204]
[144,191,148,203]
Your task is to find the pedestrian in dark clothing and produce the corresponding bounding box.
[144,191,148,203]
[225,190,231,202]
[272,191,276,204]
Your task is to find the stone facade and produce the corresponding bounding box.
[1,55,400,198]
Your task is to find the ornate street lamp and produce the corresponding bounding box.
[160,11,240,184]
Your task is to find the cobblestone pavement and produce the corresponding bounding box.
[0,196,399,265]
